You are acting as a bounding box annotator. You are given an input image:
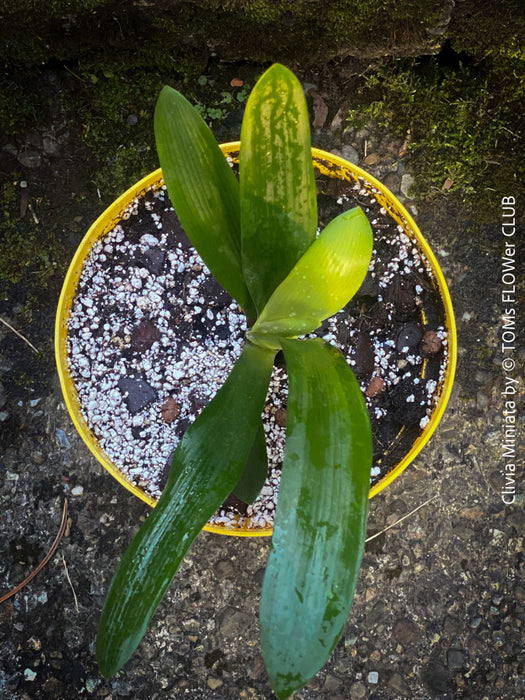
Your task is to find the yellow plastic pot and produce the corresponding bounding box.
[55,144,456,537]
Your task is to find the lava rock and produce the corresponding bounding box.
[131,320,161,352]
[386,277,417,312]
[275,407,287,427]
[118,375,157,414]
[393,618,421,645]
[142,247,165,275]
[396,322,423,351]
[366,376,386,397]
[353,332,375,379]
[160,397,180,424]
[421,329,443,356]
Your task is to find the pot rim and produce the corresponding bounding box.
[55,144,457,537]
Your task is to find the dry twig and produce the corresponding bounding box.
[366,495,437,543]
[61,552,79,612]
[0,499,69,604]
[0,316,39,354]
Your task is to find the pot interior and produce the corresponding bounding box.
[56,145,456,536]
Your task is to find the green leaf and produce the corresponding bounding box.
[154,86,256,322]
[240,64,317,313]
[96,341,275,677]
[233,418,268,504]
[249,207,372,348]
[260,338,372,699]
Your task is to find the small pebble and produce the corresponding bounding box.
[160,397,181,424]
[275,407,287,427]
[350,681,366,698]
[447,649,464,669]
[421,330,443,356]
[400,173,415,197]
[71,485,84,496]
[365,376,385,397]
[18,151,41,168]
[342,144,359,165]
[364,153,379,166]
[27,637,42,651]
[368,671,379,684]
[85,677,100,693]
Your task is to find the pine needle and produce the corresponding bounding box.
[0,316,39,354]
[366,495,437,543]
[61,552,79,612]
[0,499,68,604]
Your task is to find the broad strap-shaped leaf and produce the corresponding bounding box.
[96,341,275,678]
[260,338,372,699]
[240,63,317,313]
[249,207,373,348]
[155,86,256,322]
[233,418,269,504]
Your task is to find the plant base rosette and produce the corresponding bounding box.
[56,65,456,698]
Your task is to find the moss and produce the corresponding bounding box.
[0,181,41,286]
[203,0,294,23]
[189,0,453,63]
[0,69,53,135]
[0,180,67,303]
[60,71,162,199]
[347,44,524,219]
[57,60,255,201]
[1,0,107,12]
[0,0,454,72]
[447,0,525,61]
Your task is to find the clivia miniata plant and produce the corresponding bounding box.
[96,64,374,698]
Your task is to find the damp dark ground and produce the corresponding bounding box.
[1,60,524,700]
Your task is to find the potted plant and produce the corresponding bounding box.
[56,64,456,697]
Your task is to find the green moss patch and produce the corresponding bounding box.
[347,48,524,218]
